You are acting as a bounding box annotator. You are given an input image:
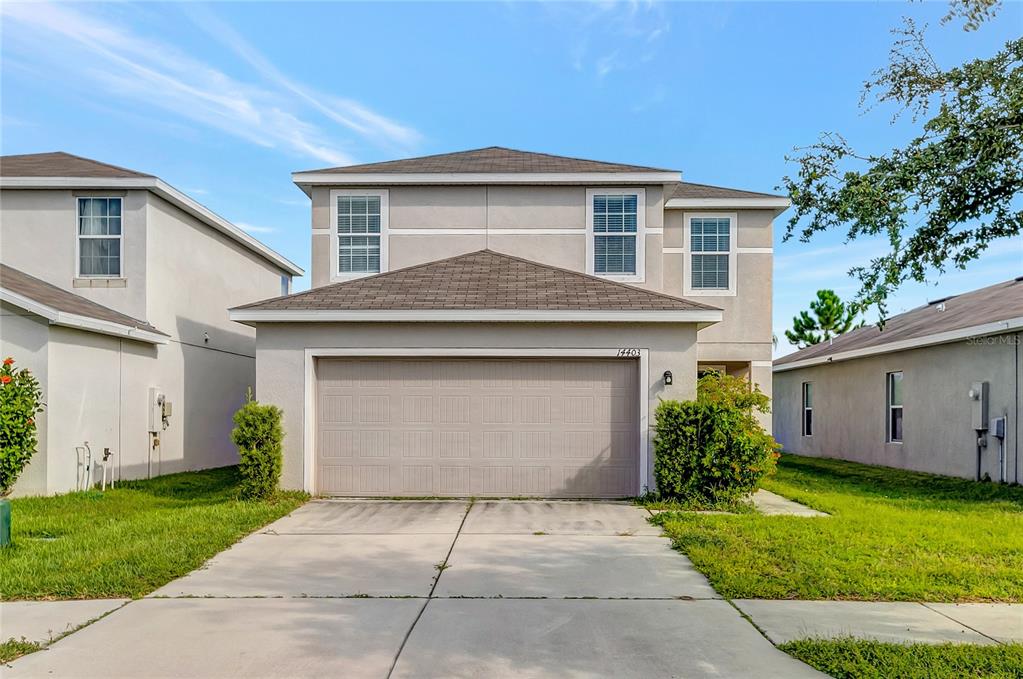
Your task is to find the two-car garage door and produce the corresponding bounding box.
[315,358,639,498]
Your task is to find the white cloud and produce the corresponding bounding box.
[235,222,275,234]
[0,2,421,165]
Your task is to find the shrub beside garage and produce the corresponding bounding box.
[653,373,779,505]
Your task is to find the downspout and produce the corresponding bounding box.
[1016,332,1020,484]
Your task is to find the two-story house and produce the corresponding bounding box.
[230,147,788,498]
[0,152,303,495]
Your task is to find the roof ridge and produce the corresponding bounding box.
[297,146,677,175]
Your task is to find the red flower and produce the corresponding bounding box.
[27,418,34,426]
[0,375,11,384]
[2,357,12,366]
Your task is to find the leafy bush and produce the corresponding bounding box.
[1,357,45,497]
[230,392,283,500]
[653,373,779,504]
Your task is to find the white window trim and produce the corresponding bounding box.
[682,212,737,297]
[75,196,124,279]
[802,381,813,437]
[585,188,646,283]
[329,188,389,282]
[886,371,904,444]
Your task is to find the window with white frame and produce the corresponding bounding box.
[587,189,645,281]
[331,190,388,279]
[690,216,730,289]
[802,382,813,436]
[77,197,122,277]
[886,371,903,443]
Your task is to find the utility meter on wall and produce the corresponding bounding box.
[148,388,172,433]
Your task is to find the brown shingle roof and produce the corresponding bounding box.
[775,277,1023,366]
[0,152,154,178]
[0,264,165,337]
[297,147,676,175]
[668,181,785,200]
[235,250,718,313]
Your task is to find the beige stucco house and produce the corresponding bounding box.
[231,147,787,498]
[0,152,303,496]
[774,278,1022,483]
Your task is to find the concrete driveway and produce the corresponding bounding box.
[8,500,822,678]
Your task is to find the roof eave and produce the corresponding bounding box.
[229,308,723,325]
[773,315,1023,372]
[665,197,791,215]
[1,287,169,344]
[291,171,681,190]
[0,176,304,276]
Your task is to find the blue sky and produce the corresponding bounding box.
[2,1,1020,356]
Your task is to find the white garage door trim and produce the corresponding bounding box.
[302,347,650,495]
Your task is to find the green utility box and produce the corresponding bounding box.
[0,498,11,547]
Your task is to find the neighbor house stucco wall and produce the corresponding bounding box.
[0,188,149,320]
[253,321,700,492]
[773,333,1022,481]
[0,302,51,495]
[1,187,296,495]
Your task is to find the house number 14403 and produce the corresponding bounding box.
[616,348,641,357]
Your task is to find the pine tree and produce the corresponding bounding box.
[785,290,864,349]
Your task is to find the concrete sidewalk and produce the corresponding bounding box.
[734,599,1023,645]
[1,599,128,647]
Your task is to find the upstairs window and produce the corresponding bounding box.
[684,213,736,296]
[690,217,730,289]
[331,189,388,280]
[802,382,813,436]
[587,188,645,282]
[887,371,903,443]
[77,197,122,277]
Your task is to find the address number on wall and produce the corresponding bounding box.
[616,348,641,357]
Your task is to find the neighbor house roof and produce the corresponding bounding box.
[0,152,155,179]
[291,147,682,190]
[231,250,722,324]
[774,277,1023,371]
[0,152,303,275]
[0,263,168,344]
[668,181,784,201]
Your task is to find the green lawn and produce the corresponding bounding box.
[0,466,306,600]
[654,454,1023,601]
[781,638,1023,679]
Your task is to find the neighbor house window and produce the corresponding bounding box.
[330,189,388,280]
[280,275,291,296]
[587,188,645,281]
[77,197,122,277]
[886,371,903,443]
[802,382,813,436]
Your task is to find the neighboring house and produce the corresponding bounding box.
[0,152,303,496]
[230,147,787,498]
[774,278,1023,483]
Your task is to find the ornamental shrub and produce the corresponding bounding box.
[0,357,45,497]
[653,374,779,504]
[231,391,283,500]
